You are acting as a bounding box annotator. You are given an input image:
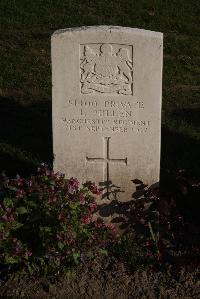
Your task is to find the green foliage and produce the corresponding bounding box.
[0,165,117,276]
[114,171,200,271]
[113,233,152,270]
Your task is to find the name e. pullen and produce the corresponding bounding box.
[80,108,134,118]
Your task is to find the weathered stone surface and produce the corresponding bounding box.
[52,26,163,201]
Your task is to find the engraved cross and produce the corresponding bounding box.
[86,137,127,199]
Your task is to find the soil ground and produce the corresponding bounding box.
[1,263,200,299]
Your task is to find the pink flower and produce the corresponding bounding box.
[139,218,146,224]
[16,189,25,199]
[79,193,86,205]
[59,255,65,262]
[45,169,51,176]
[56,234,62,241]
[91,185,101,195]
[105,223,116,230]
[2,215,8,221]
[48,196,56,204]
[80,215,91,225]
[15,174,24,186]
[24,250,32,258]
[55,171,65,178]
[84,181,101,195]
[58,213,65,222]
[27,180,32,187]
[94,221,104,228]
[15,244,21,255]
[66,236,75,245]
[144,241,151,247]
[89,202,97,213]
[66,177,79,193]
[156,252,162,261]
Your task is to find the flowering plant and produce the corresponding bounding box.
[0,165,117,275]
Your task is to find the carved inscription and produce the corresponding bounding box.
[86,137,127,199]
[62,99,151,134]
[80,44,133,95]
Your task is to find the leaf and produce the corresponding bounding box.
[16,206,28,214]
[58,241,65,250]
[131,179,143,185]
[3,197,13,208]
[5,256,19,264]
[111,216,125,223]
[7,186,17,192]
[11,221,23,230]
[136,183,148,190]
[27,200,37,209]
[27,263,34,275]
[49,180,55,186]
[69,203,79,210]
[29,214,41,222]
[40,226,52,235]
[0,222,4,230]
[99,249,108,256]
[36,257,45,267]
[72,252,80,265]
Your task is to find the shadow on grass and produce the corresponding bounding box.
[170,107,200,128]
[161,125,200,179]
[97,177,200,269]
[0,96,53,177]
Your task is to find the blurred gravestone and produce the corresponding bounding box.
[52,26,163,201]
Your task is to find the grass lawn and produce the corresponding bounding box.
[0,3,200,296]
[0,0,199,177]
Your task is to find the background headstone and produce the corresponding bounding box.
[52,26,163,201]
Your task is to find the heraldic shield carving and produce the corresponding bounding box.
[80,43,133,95]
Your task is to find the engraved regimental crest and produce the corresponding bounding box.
[80,43,133,95]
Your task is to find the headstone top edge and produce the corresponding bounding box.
[51,25,163,39]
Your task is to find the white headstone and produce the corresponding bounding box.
[52,26,163,201]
